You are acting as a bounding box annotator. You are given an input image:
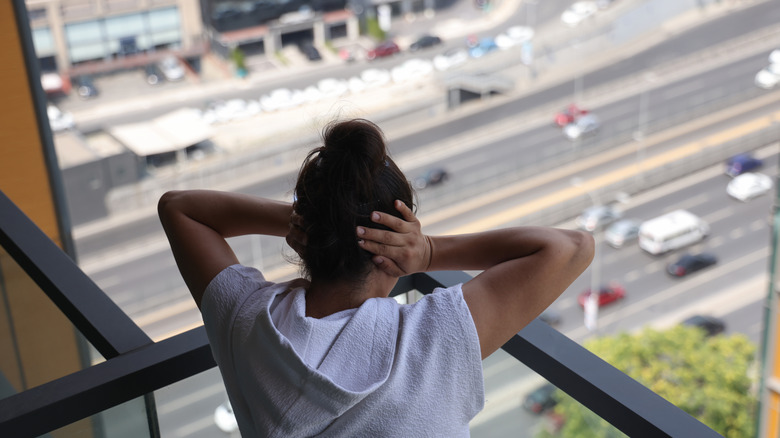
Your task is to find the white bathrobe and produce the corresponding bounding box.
[202,264,484,437]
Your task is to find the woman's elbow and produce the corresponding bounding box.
[157,190,185,223]
[567,229,595,271]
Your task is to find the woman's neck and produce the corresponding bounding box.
[305,273,397,318]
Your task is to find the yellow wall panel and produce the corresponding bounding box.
[0,0,61,243]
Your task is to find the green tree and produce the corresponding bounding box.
[540,326,756,438]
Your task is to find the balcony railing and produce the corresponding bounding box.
[0,189,721,437]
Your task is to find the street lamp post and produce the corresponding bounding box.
[572,177,601,332]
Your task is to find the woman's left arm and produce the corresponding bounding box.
[158,190,292,308]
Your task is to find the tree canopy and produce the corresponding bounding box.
[539,325,757,438]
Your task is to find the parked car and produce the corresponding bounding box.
[469,37,498,58]
[725,153,762,177]
[682,315,726,336]
[495,25,534,50]
[413,168,449,189]
[46,104,75,132]
[157,55,185,81]
[409,34,442,51]
[523,383,558,414]
[561,1,598,27]
[144,64,164,85]
[576,205,621,232]
[366,41,400,60]
[605,219,641,248]
[554,104,588,127]
[754,63,780,89]
[433,48,468,71]
[563,114,600,140]
[666,252,717,277]
[74,75,98,99]
[214,400,238,433]
[298,42,322,61]
[727,172,773,201]
[577,283,626,308]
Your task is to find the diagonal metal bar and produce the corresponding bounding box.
[0,190,151,358]
[0,327,214,437]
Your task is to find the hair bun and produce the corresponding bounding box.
[321,119,387,174]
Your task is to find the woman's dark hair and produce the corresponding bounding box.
[293,119,414,283]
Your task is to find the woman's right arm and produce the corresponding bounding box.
[358,201,594,359]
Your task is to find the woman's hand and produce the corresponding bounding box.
[286,210,307,258]
[357,200,432,277]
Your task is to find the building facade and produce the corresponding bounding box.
[25,0,204,75]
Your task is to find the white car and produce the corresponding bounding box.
[727,172,773,201]
[391,58,433,83]
[561,1,598,27]
[260,88,305,112]
[495,26,535,50]
[563,114,600,140]
[157,55,185,81]
[360,68,391,88]
[317,78,349,98]
[769,49,780,64]
[47,104,75,132]
[214,401,238,433]
[755,64,780,89]
[433,48,468,71]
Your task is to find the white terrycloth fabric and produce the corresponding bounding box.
[201,264,484,437]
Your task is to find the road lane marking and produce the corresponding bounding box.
[730,227,746,239]
[709,235,725,247]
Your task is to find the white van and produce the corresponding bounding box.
[638,210,709,255]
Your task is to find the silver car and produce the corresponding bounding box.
[576,205,621,232]
[605,219,641,248]
[563,114,600,140]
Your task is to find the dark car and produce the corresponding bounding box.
[725,154,762,177]
[74,76,98,99]
[409,35,442,51]
[666,252,717,277]
[413,168,449,189]
[298,42,322,61]
[144,64,164,85]
[523,383,558,414]
[682,315,726,336]
[366,41,400,60]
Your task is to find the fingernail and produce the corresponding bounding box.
[372,212,380,220]
[357,239,364,245]
[357,226,365,235]
[373,256,383,264]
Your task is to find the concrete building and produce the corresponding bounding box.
[25,0,205,75]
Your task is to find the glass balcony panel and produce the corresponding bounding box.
[0,246,105,403]
[154,367,229,438]
[39,396,152,438]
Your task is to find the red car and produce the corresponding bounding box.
[577,283,626,308]
[366,41,400,60]
[554,104,588,127]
